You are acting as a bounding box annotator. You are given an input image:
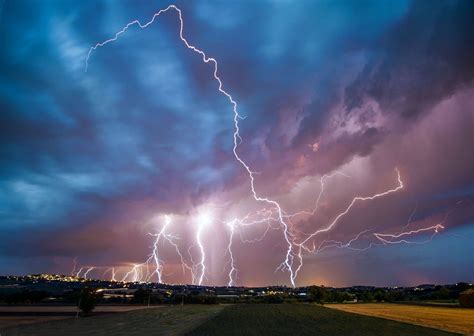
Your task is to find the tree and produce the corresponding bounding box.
[374,289,384,302]
[460,289,474,308]
[309,286,327,304]
[384,290,405,302]
[434,286,450,300]
[357,290,374,302]
[78,288,97,316]
[133,288,152,304]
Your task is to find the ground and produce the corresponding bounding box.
[327,303,474,335]
[0,303,466,336]
[188,304,457,336]
[0,305,158,330]
[0,305,223,336]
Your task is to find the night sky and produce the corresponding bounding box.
[1,0,473,287]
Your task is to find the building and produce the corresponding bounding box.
[96,288,136,299]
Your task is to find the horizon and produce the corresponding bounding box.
[4,273,472,289]
[1,0,473,288]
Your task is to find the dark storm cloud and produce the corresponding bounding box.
[0,0,472,285]
[253,0,474,190]
[345,0,474,119]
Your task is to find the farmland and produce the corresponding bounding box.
[189,304,456,336]
[0,305,159,329]
[1,303,464,335]
[0,305,223,336]
[327,303,474,335]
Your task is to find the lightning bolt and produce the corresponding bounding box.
[83,267,94,280]
[372,203,446,244]
[121,263,144,283]
[223,170,351,284]
[85,6,443,287]
[75,267,84,278]
[194,210,213,285]
[374,224,445,245]
[147,214,194,283]
[298,168,404,250]
[70,257,78,276]
[311,229,374,254]
[86,4,300,287]
[226,220,237,286]
[284,171,351,220]
[306,206,452,255]
[102,267,117,281]
[149,215,171,284]
[228,169,403,282]
[187,245,198,285]
[397,203,418,234]
[287,169,403,280]
[109,214,195,284]
[109,267,117,282]
[372,207,453,246]
[166,236,194,278]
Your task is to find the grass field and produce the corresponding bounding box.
[0,305,160,330]
[1,305,223,336]
[1,304,462,336]
[327,303,474,335]
[0,305,159,313]
[188,304,457,336]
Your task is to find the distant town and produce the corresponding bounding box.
[1,274,473,307]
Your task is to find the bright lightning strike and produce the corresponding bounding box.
[85,4,299,287]
[195,210,212,286]
[298,168,404,250]
[121,263,144,283]
[108,267,117,282]
[75,267,83,278]
[374,224,445,244]
[84,5,445,288]
[226,221,237,287]
[150,215,171,284]
[83,267,94,280]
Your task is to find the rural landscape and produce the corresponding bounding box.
[1,0,473,335]
[0,274,473,335]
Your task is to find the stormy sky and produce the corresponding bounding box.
[1,0,473,287]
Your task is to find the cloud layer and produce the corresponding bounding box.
[0,0,473,286]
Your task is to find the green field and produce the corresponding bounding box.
[1,304,459,336]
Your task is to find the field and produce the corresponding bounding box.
[0,304,462,336]
[327,303,474,335]
[188,304,457,336]
[0,305,223,336]
[0,305,159,329]
[0,305,159,313]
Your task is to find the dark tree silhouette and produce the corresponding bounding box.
[78,288,97,316]
[309,286,327,304]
